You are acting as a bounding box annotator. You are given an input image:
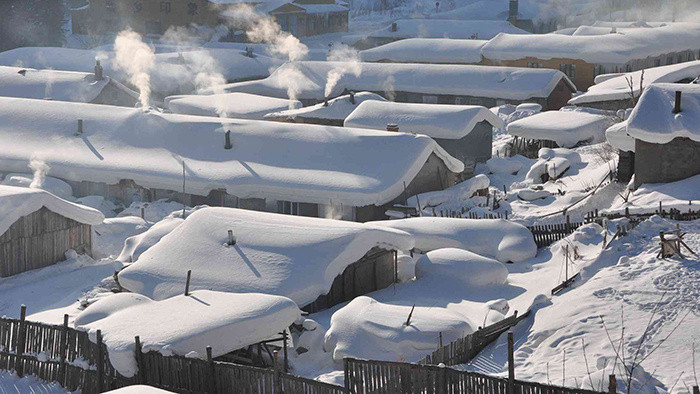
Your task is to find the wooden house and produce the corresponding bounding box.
[626,83,700,189]
[268,0,349,37]
[0,185,104,277]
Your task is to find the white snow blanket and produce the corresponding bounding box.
[117,208,415,304]
[104,386,174,393]
[486,157,523,174]
[344,101,503,139]
[219,61,574,102]
[0,185,103,236]
[360,38,486,64]
[0,97,463,207]
[265,92,385,122]
[366,19,528,40]
[368,217,537,263]
[626,83,700,144]
[603,174,700,216]
[605,120,634,152]
[0,66,108,102]
[164,92,301,119]
[75,290,300,377]
[415,248,508,287]
[517,188,552,201]
[116,218,184,263]
[323,296,472,362]
[569,61,700,106]
[507,110,610,148]
[406,174,489,209]
[482,23,700,64]
[524,148,581,183]
[1,173,73,199]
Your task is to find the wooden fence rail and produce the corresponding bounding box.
[527,218,584,249]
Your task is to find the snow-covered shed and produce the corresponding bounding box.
[220,61,576,110]
[507,109,610,151]
[0,97,463,222]
[569,61,700,110]
[481,23,700,90]
[626,83,700,188]
[354,19,528,49]
[74,291,301,377]
[0,185,104,277]
[117,207,415,313]
[360,38,487,65]
[344,101,504,172]
[264,92,386,126]
[0,65,139,107]
[164,92,302,120]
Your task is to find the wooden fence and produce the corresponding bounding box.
[0,307,348,394]
[527,218,584,249]
[418,311,530,366]
[344,358,605,394]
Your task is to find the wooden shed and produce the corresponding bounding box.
[0,185,104,277]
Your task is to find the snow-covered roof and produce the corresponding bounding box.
[0,185,104,236]
[344,101,503,140]
[367,19,528,40]
[482,23,700,64]
[264,92,385,121]
[164,92,301,119]
[221,61,575,101]
[507,109,610,148]
[0,47,279,97]
[605,120,634,152]
[0,66,109,102]
[360,38,486,64]
[117,207,415,304]
[74,291,300,377]
[0,97,462,207]
[626,83,700,144]
[569,61,700,105]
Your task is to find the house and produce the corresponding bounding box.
[165,92,302,119]
[344,101,504,177]
[481,23,700,90]
[605,119,636,183]
[220,61,577,110]
[264,91,386,126]
[0,65,139,107]
[506,109,611,156]
[0,185,104,277]
[568,60,700,110]
[117,207,415,312]
[360,38,487,65]
[0,97,463,222]
[626,83,700,188]
[267,0,349,38]
[353,19,527,50]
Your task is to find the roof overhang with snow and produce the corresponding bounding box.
[360,38,487,64]
[507,109,610,148]
[0,66,108,102]
[626,83,700,144]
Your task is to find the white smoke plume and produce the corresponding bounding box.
[382,74,396,101]
[43,69,55,99]
[325,44,362,98]
[29,159,50,189]
[114,30,155,108]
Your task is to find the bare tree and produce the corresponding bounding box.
[625,69,645,108]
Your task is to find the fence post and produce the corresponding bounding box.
[282,330,289,373]
[273,350,282,394]
[15,305,27,377]
[96,330,104,393]
[134,336,145,384]
[207,346,216,394]
[343,358,351,391]
[507,331,515,394]
[59,314,69,387]
[608,374,617,394]
[692,385,699,394]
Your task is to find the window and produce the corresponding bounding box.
[654,58,661,67]
[422,95,438,104]
[187,2,198,15]
[559,63,576,78]
[625,64,632,73]
[455,97,465,105]
[527,62,542,68]
[278,201,299,215]
[160,1,171,13]
[132,1,142,13]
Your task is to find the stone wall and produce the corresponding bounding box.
[634,137,700,188]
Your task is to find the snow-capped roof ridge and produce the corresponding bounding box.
[264,92,386,121]
[626,83,700,144]
[0,185,104,236]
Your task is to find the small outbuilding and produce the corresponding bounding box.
[626,83,700,188]
[344,101,503,176]
[264,91,386,126]
[0,185,104,277]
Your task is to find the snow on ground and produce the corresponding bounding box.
[75,290,301,377]
[105,385,173,393]
[0,370,68,393]
[604,174,700,216]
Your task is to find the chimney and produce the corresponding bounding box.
[508,0,518,21]
[94,60,103,80]
[391,22,397,32]
[76,119,83,136]
[386,124,399,132]
[673,91,682,113]
[349,91,356,104]
[324,98,329,107]
[244,46,254,58]
[224,130,232,149]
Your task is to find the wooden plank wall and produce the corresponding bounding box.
[0,207,92,277]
